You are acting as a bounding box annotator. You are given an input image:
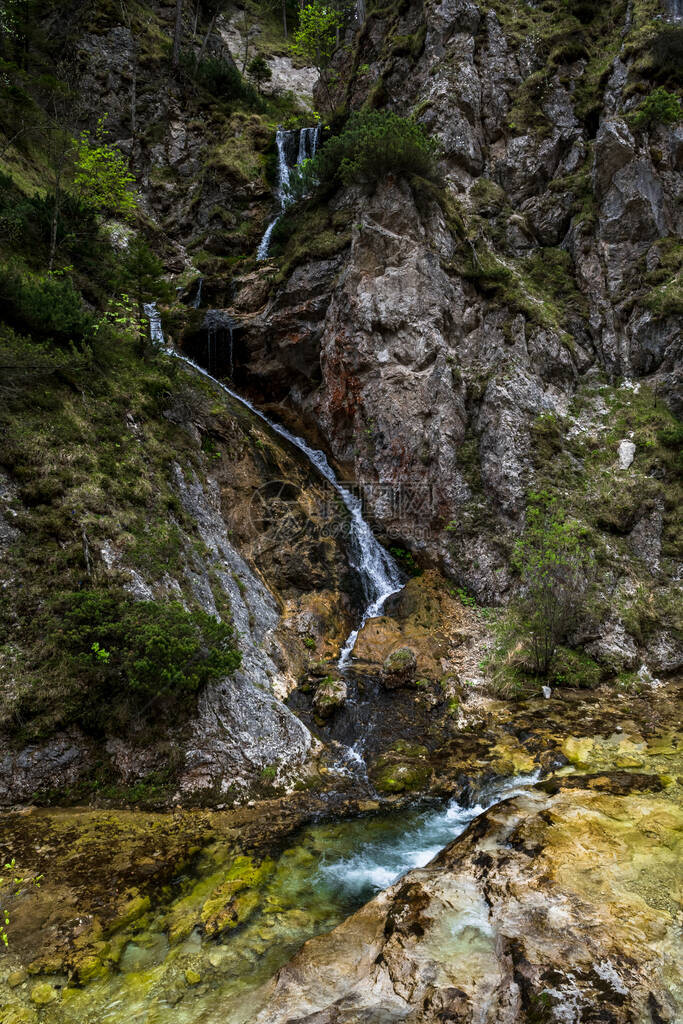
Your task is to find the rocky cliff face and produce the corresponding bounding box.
[234,0,681,661]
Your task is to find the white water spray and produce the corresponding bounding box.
[317,771,541,896]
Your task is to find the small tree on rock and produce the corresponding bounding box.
[509,491,593,676]
[247,54,272,93]
[291,2,345,106]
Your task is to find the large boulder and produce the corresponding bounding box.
[251,777,683,1023]
[381,647,418,689]
[312,677,347,718]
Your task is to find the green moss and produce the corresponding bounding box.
[269,198,352,278]
[550,647,602,689]
[200,855,275,937]
[642,238,683,319]
[372,760,431,794]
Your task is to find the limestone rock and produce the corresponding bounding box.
[381,647,418,689]
[312,678,347,718]
[251,782,683,1023]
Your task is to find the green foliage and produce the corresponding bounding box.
[631,87,682,129]
[0,264,94,346]
[0,172,117,292]
[455,586,477,608]
[184,53,258,105]
[389,546,419,574]
[549,646,602,689]
[7,588,242,737]
[73,117,137,216]
[119,237,172,308]
[509,491,594,676]
[291,2,344,75]
[53,589,240,702]
[247,55,272,93]
[287,110,439,199]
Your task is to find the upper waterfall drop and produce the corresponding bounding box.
[257,124,320,261]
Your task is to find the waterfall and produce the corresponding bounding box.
[355,0,366,23]
[142,302,165,346]
[193,277,203,309]
[257,125,321,261]
[297,124,321,163]
[145,305,403,669]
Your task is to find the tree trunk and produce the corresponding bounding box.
[172,0,183,67]
[196,13,217,67]
[49,178,62,272]
[282,0,287,38]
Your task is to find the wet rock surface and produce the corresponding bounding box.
[251,775,682,1023]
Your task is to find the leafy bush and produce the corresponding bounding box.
[74,116,137,216]
[507,492,595,676]
[0,265,94,346]
[549,646,602,689]
[287,111,439,199]
[631,87,682,129]
[0,173,117,294]
[56,590,241,700]
[10,588,241,738]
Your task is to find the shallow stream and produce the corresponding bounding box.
[47,775,538,1023]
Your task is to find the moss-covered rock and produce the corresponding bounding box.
[381,647,418,689]
[312,677,347,718]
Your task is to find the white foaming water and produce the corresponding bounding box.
[317,772,540,899]
[257,125,321,261]
[145,309,405,671]
[297,124,321,163]
[257,127,292,261]
[143,302,165,346]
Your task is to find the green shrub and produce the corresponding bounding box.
[631,87,682,129]
[0,266,94,346]
[287,110,439,198]
[9,588,241,739]
[0,173,117,299]
[182,53,258,106]
[549,646,602,689]
[57,589,239,696]
[507,492,595,676]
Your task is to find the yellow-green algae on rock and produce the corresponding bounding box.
[1,708,681,1023]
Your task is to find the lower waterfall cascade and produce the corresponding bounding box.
[146,304,404,671]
